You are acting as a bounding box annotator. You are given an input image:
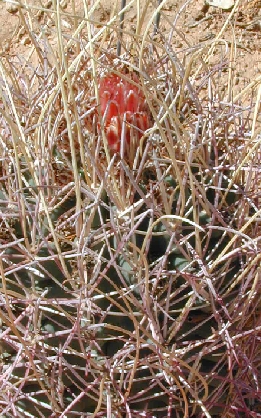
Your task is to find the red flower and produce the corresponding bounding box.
[98,73,151,153]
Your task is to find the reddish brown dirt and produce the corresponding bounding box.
[1,0,261,98]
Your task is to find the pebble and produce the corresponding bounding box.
[6,2,19,14]
[17,27,26,39]
[21,36,31,45]
[206,0,234,10]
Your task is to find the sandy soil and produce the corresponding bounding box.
[0,0,261,97]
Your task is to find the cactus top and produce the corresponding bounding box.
[98,73,151,153]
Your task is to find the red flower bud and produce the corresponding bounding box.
[98,73,151,153]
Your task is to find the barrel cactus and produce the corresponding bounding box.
[0,0,260,417]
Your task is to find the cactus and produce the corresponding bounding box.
[0,1,261,418]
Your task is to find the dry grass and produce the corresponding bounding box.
[0,0,261,417]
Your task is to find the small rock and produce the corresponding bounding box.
[44,0,52,9]
[206,0,234,10]
[6,2,19,14]
[1,42,10,52]
[21,36,31,45]
[17,27,26,39]
[195,1,209,20]
[37,9,44,20]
